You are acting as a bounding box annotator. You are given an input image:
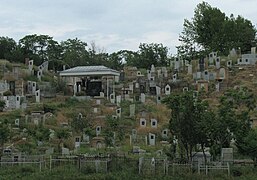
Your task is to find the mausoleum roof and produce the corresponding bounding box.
[59,66,120,77]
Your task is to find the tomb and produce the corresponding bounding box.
[215,57,220,69]
[96,126,101,136]
[164,84,171,95]
[140,118,146,127]
[162,129,169,139]
[197,80,208,92]
[148,133,156,146]
[140,93,146,103]
[150,119,157,128]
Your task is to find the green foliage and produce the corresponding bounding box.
[0,100,5,111]
[178,2,256,57]
[0,122,10,148]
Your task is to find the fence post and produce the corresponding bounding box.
[172,163,175,175]
[49,155,52,170]
[227,162,230,176]
[205,165,208,175]
[198,163,200,174]
[39,161,42,172]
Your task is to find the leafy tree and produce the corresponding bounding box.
[178,2,256,57]
[61,38,89,67]
[237,128,257,166]
[162,91,209,161]
[0,122,10,155]
[55,128,71,153]
[0,36,17,60]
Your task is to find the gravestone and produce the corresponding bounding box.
[156,95,161,104]
[73,83,77,96]
[130,104,136,117]
[216,83,220,92]
[164,84,171,95]
[32,82,37,94]
[16,96,21,109]
[35,90,40,103]
[196,72,201,79]
[227,60,232,68]
[219,68,226,79]
[96,99,101,105]
[110,93,115,104]
[148,133,156,146]
[183,87,189,92]
[140,93,145,103]
[221,148,233,162]
[162,129,168,138]
[93,107,98,113]
[135,82,139,88]
[172,74,177,82]
[209,72,216,80]
[116,95,121,106]
[162,67,168,77]
[140,118,146,127]
[96,126,101,136]
[137,71,142,76]
[147,70,151,80]
[37,70,42,81]
[188,64,192,74]
[28,60,33,72]
[215,57,220,69]
[132,129,137,138]
[129,84,134,93]
[151,119,157,128]
[151,64,155,73]
[174,57,180,70]
[157,69,161,78]
[75,136,81,148]
[116,108,121,118]
[15,119,19,126]
[203,70,209,80]
[100,92,104,97]
[251,47,256,54]
[199,58,205,72]
[237,58,243,65]
[156,86,161,96]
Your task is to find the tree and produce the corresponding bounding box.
[0,100,6,112]
[61,38,89,67]
[162,91,210,161]
[0,37,17,60]
[178,2,256,56]
[237,128,257,166]
[0,122,10,155]
[55,128,71,153]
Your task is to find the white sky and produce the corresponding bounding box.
[0,0,256,54]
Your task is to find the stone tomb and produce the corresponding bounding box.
[148,133,156,146]
[150,119,157,128]
[164,84,171,95]
[140,118,146,127]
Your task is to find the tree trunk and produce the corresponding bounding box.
[201,143,207,165]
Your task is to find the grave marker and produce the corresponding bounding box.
[148,133,156,146]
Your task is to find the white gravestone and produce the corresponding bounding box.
[35,90,40,103]
[140,118,146,127]
[140,93,146,103]
[151,119,157,128]
[149,133,156,146]
[164,84,171,95]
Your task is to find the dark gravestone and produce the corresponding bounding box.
[9,81,15,95]
[199,58,205,72]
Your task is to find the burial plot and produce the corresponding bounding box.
[148,133,156,146]
[151,119,157,128]
[140,118,146,127]
[164,84,171,95]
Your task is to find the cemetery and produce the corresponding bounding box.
[0,46,257,179]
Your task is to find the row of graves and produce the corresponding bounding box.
[0,59,56,111]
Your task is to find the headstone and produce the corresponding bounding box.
[93,107,98,113]
[148,133,156,146]
[156,86,161,96]
[35,90,40,103]
[188,64,192,74]
[116,108,121,118]
[78,84,81,92]
[100,92,104,97]
[140,93,145,103]
[129,84,134,93]
[28,60,33,72]
[162,129,168,139]
[110,93,115,104]
[73,83,77,96]
[196,72,201,79]
[130,104,136,117]
[137,71,142,76]
[156,95,161,104]
[151,64,155,73]
[132,129,137,140]
[203,70,209,80]
[151,119,157,128]
[96,99,101,105]
[164,84,171,95]
[199,58,205,72]
[32,82,36,94]
[140,118,146,127]
[183,87,189,92]
[116,95,121,106]
[157,69,161,78]
[251,47,256,54]
[219,68,226,79]
[174,57,180,70]
[147,70,151,80]
[37,70,42,81]
[215,57,220,69]
[96,126,101,136]
[221,148,233,162]
[227,60,232,68]
[172,74,177,82]
[16,95,21,109]
[237,58,243,65]
[135,83,139,89]
[15,119,19,126]
[75,136,81,148]
[162,67,168,77]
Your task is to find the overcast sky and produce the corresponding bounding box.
[0,0,256,54]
